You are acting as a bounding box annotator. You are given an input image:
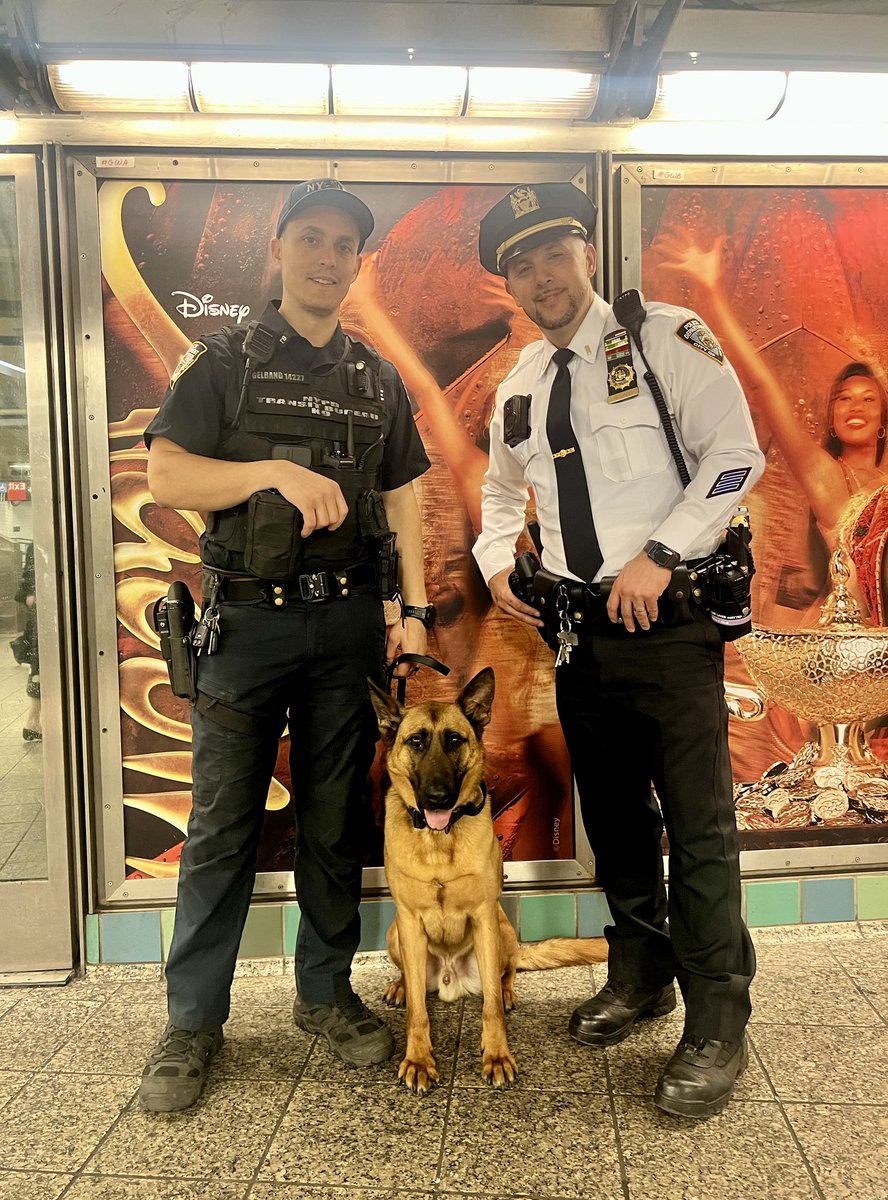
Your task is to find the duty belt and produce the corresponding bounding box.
[205,562,377,607]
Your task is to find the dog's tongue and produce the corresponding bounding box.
[423,808,452,831]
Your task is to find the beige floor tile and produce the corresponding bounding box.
[213,1009,315,1081]
[784,1102,888,1200]
[250,1189,431,1199]
[454,1005,609,1092]
[440,1088,622,1198]
[829,941,888,1021]
[0,1170,72,1200]
[45,1009,174,1076]
[258,1081,448,1189]
[65,1177,249,1199]
[0,999,108,1070]
[87,1080,291,1182]
[615,1094,820,1200]
[0,1072,135,1172]
[0,1069,31,1111]
[749,945,879,1026]
[605,1017,774,1101]
[753,1024,888,1103]
[505,963,598,1007]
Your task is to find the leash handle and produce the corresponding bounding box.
[384,653,450,704]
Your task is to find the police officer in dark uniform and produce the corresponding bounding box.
[474,183,764,1119]
[139,179,432,1112]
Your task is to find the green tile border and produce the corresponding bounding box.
[744,881,801,927]
[519,893,577,941]
[237,905,284,958]
[85,913,99,965]
[84,874,888,964]
[857,873,888,920]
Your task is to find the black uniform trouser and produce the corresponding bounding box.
[165,592,385,1031]
[555,606,755,1044]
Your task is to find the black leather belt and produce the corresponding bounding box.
[208,563,377,607]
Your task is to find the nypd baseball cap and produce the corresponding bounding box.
[275,178,375,250]
[479,182,598,275]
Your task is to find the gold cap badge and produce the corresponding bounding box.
[509,187,540,218]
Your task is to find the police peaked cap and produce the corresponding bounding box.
[276,178,375,250]
[478,182,598,275]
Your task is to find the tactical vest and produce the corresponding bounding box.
[201,327,387,574]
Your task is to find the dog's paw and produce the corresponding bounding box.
[384,978,407,1007]
[501,986,518,1012]
[398,1055,439,1095]
[482,1051,519,1089]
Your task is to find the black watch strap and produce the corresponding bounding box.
[643,539,681,571]
[403,603,436,629]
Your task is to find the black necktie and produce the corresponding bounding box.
[545,347,603,583]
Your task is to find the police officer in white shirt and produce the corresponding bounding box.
[474,182,765,1119]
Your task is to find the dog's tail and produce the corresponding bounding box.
[516,937,608,971]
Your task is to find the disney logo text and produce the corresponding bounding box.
[172,291,251,323]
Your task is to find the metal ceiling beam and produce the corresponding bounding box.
[590,1,687,122]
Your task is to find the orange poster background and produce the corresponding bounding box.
[101,180,575,879]
[643,185,888,850]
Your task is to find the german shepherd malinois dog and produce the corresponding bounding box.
[369,667,608,1094]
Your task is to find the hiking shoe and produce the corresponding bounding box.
[293,993,394,1066]
[138,1022,223,1112]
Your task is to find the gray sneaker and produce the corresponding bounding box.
[139,1022,223,1112]
[293,993,394,1066]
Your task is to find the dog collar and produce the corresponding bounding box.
[410,783,488,833]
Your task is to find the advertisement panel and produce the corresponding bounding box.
[98,176,580,883]
[633,170,888,857]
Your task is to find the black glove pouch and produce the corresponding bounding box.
[244,489,304,580]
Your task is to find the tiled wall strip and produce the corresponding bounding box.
[86,873,888,964]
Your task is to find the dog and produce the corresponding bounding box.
[369,667,607,1094]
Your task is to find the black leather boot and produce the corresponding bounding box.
[655,1035,748,1118]
[568,980,677,1046]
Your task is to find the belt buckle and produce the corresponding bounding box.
[299,572,330,602]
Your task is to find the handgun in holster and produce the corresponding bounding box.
[152,581,198,702]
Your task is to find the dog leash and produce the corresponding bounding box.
[383,653,450,705]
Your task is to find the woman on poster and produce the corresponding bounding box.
[655,233,888,559]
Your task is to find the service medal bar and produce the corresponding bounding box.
[603,327,639,402]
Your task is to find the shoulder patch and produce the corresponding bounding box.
[170,341,208,387]
[675,318,724,364]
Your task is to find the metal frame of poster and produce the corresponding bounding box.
[614,159,888,877]
[70,151,605,906]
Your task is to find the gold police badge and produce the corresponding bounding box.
[510,187,540,218]
[608,364,636,392]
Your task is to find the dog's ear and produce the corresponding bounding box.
[368,678,405,743]
[456,667,495,734]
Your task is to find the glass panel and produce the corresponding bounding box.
[0,177,46,881]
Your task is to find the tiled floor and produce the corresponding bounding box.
[0,655,46,882]
[0,925,885,1200]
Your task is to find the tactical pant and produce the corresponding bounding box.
[165,592,385,1031]
[555,606,755,1043]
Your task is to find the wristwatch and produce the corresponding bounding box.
[403,603,436,629]
[643,539,681,572]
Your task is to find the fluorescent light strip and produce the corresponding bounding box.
[467,68,599,119]
[191,62,330,115]
[649,72,788,122]
[777,72,888,123]
[48,61,191,113]
[332,65,467,117]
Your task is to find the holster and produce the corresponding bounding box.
[152,581,198,702]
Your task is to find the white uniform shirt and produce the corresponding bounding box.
[473,292,765,585]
